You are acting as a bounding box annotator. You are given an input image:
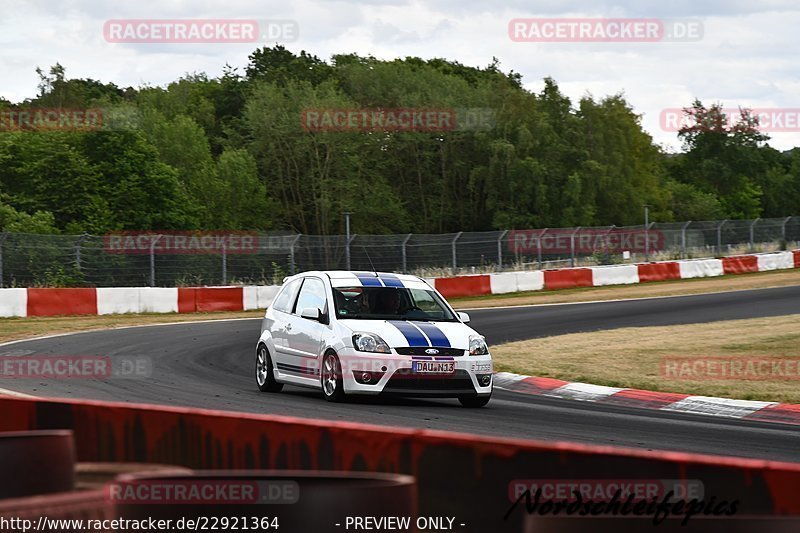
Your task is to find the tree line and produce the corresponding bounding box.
[1,46,799,236]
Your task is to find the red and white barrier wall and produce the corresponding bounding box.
[0,251,798,317]
[0,285,281,318]
[431,250,800,298]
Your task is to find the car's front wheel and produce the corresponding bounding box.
[458,394,491,408]
[321,351,345,402]
[256,344,283,392]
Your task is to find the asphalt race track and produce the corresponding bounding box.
[2,285,800,462]
[470,284,800,343]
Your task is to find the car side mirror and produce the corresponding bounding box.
[300,307,322,321]
[457,312,470,323]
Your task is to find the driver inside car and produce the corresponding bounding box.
[374,289,402,315]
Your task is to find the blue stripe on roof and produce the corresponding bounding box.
[356,274,383,287]
[413,322,452,348]
[378,273,405,288]
[388,320,430,347]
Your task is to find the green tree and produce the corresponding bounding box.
[216,148,272,229]
[673,101,771,219]
[0,198,58,233]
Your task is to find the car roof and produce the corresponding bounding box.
[285,271,432,290]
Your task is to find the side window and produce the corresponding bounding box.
[295,278,328,315]
[272,279,302,313]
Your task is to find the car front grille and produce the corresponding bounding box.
[381,369,476,396]
[394,347,465,357]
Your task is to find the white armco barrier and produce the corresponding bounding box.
[490,271,545,294]
[678,258,724,279]
[757,251,794,272]
[138,287,179,313]
[591,264,639,286]
[97,287,141,315]
[243,286,259,311]
[0,288,27,317]
[515,271,545,292]
[256,286,280,310]
[489,272,519,294]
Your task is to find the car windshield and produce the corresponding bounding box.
[332,286,457,322]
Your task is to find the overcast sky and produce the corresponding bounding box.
[2,0,799,151]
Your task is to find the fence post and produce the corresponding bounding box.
[497,230,508,270]
[451,232,462,273]
[570,227,581,267]
[75,233,88,272]
[782,216,792,243]
[681,221,692,258]
[749,218,760,252]
[348,235,359,270]
[344,213,352,271]
[401,234,412,273]
[0,233,6,288]
[538,229,547,270]
[717,220,728,256]
[289,234,301,275]
[149,234,162,287]
[644,222,655,262]
[605,225,615,263]
[222,243,227,285]
[644,207,650,262]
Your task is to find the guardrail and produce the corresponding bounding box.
[2,251,796,317]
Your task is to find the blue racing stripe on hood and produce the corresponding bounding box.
[356,274,383,287]
[413,322,451,348]
[378,273,405,288]
[388,320,430,347]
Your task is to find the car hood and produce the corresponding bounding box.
[338,319,478,351]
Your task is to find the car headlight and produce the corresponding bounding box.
[352,332,391,354]
[469,335,489,356]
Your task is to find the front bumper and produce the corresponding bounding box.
[338,349,493,397]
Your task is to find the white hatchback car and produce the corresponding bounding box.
[255,271,493,407]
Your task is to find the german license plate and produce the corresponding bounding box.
[412,361,455,374]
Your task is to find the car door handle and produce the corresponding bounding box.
[286,323,292,331]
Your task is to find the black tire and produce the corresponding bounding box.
[256,344,283,392]
[458,394,491,408]
[321,352,346,402]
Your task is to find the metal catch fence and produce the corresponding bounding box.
[0,217,798,287]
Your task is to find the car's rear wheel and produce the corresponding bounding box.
[256,344,283,392]
[321,352,345,402]
[458,394,491,408]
